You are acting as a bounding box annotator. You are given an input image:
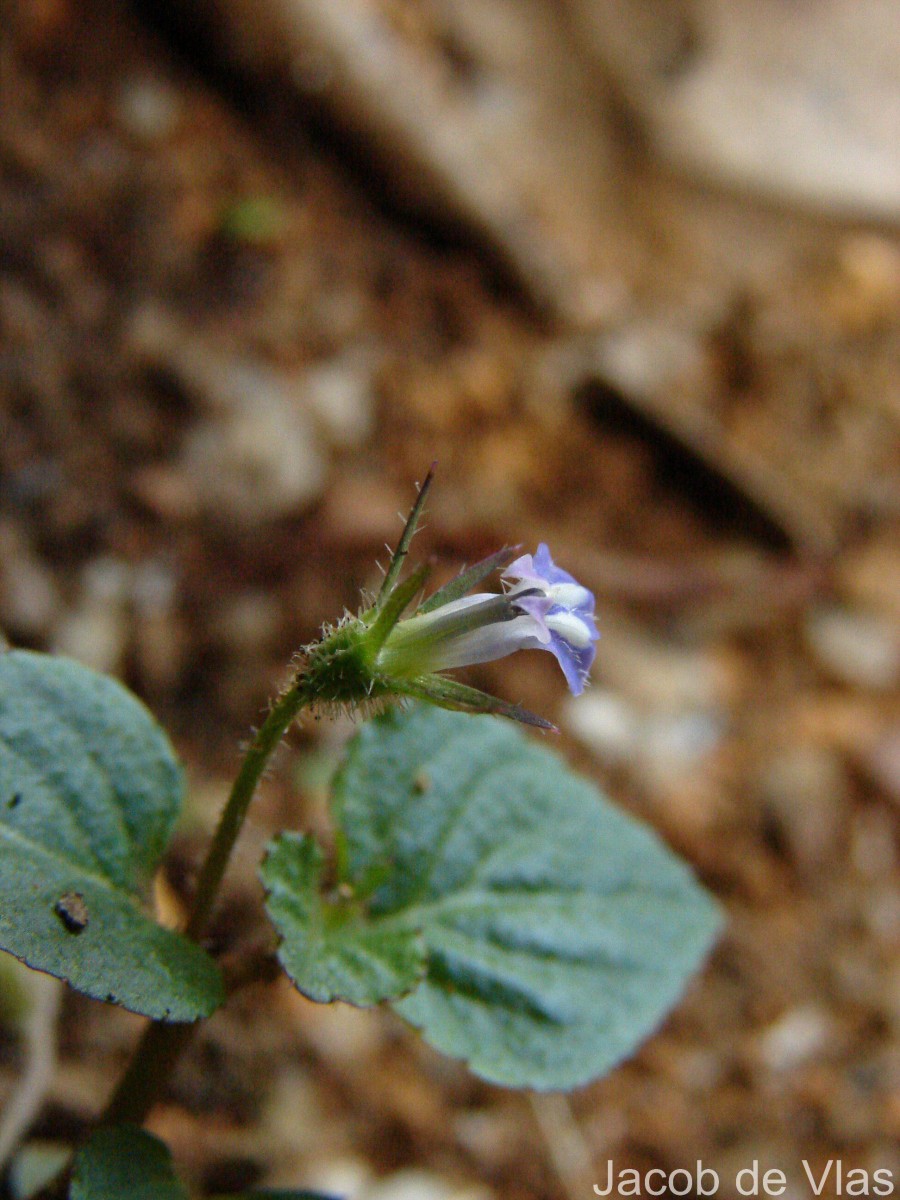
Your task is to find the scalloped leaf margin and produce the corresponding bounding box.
[265,704,722,1089]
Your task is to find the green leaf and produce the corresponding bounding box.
[270,705,722,1090]
[262,833,427,1005]
[0,651,223,1021]
[71,1126,188,1200]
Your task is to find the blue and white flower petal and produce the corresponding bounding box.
[504,544,599,695]
[376,543,598,696]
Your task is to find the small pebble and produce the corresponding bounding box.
[757,746,847,873]
[299,1159,371,1199]
[566,690,724,778]
[259,1066,329,1164]
[640,710,726,778]
[865,726,900,808]
[756,1004,834,1072]
[566,689,725,829]
[128,307,328,519]
[594,319,706,399]
[564,690,641,766]
[52,558,131,674]
[0,526,60,638]
[364,1170,493,1200]
[116,76,180,142]
[304,349,376,449]
[453,1107,523,1162]
[806,606,900,691]
[294,998,384,1067]
[212,592,281,656]
[183,369,327,521]
[597,620,731,710]
[131,559,177,615]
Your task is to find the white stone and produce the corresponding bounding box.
[757,1004,833,1071]
[364,1169,493,1200]
[806,606,900,690]
[304,349,375,449]
[183,365,327,521]
[116,77,180,142]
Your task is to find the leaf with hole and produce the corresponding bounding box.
[264,704,722,1089]
[0,651,223,1021]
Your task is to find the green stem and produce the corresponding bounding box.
[100,1021,196,1126]
[187,680,309,939]
[98,678,310,1128]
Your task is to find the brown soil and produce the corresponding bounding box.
[1,2,898,1197]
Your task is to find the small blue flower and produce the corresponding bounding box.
[299,470,598,727]
[377,543,598,697]
[503,544,599,695]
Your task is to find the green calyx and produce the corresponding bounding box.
[296,615,553,730]
[297,620,391,712]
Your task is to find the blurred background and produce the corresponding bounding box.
[0,0,898,1196]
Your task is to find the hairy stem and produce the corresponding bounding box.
[98,678,310,1128]
[187,679,310,939]
[100,1021,197,1127]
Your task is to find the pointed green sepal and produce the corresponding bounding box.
[372,466,435,614]
[392,675,556,730]
[418,546,519,615]
[365,562,431,655]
